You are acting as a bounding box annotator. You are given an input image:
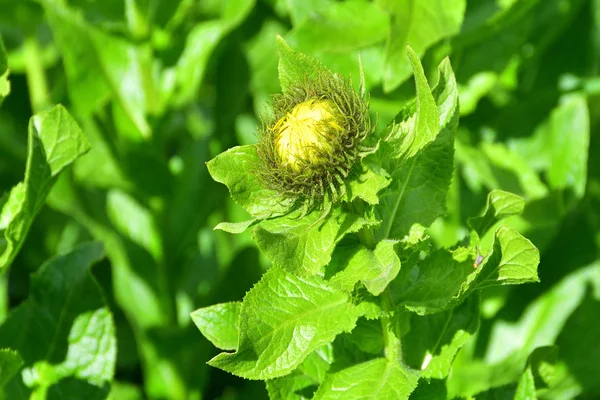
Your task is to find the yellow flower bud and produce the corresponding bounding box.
[271,99,343,170]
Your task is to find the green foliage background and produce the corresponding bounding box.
[0,0,599,399]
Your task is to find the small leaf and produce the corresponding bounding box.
[344,162,391,205]
[328,239,400,296]
[208,267,358,380]
[473,226,540,288]
[254,207,375,276]
[313,358,420,399]
[191,302,241,351]
[206,145,293,219]
[214,219,258,234]
[277,35,328,93]
[0,105,90,270]
[514,368,536,400]
[468,190,525,237]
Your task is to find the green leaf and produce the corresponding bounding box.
[468,190,526,237]
[473,226,540,288]
[378,0,466,92]
[106,189,162,262]
[173,0,255,105]
[208,267,358,380]
[277,35,328,93]
[206,145,293,219]
[266,347,333,399]
[344,162,391,205]
[0,349,23,388]
[0,242,115,397]
[328,239,401,296]
[254,207,375,276]
[191,302,241,351]
[393,226,538,314]
[402,295,480,379]
[289,1,389,53]
[515,365,536,399]
[313,358,420,399]
[0,105,90,271]
[41,0,152,137]
[377,56,458,240]
[0,36,8,106]
[214,219,258,234]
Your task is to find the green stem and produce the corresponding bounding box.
[23,35,50,113]
[380,288,402,362]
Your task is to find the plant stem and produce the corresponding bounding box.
[380,287,402,362]
[23,34,50,113]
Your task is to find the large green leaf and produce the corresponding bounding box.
[208,267,358,380]
[254,207,375,276]
[376,54,458,240]
[393,226,539,314]
[206,145,293,219]
[377,0,466,92]
[0,242,115,398]
[313,358,420,399]
[0,105,90,271]
[288,0,389,53]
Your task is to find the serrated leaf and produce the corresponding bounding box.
[0,349,23,388]
[0,242,115,397]
[206,145,293,219]
[473,226,540,288]
[378,0,466,92]
[328,239,400,296]
[402,295,480,379]
[0,105,90,270]
[313,358,420,399]
[344,162,391,205]
[277,35,328,93]
[393,226,539,314]
[208,267,358,380]
[191,302,241,351]
[377,56,458,240]
[254,207,375,276]
[468,190,525,237]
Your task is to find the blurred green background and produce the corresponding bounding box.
[0,0,599,399]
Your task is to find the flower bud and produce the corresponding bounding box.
[272,99,343,170]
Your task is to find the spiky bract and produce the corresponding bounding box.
[256,71,372,209]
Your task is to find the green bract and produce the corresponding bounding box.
[257,67,372,206]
